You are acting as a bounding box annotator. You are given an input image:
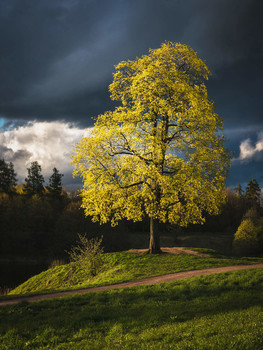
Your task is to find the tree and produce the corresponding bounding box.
[24,161,45,195]
[47,167,64,196]
[72,42,231,253]
[245,179,261,206]
[234,184,244,197]
[0,159,17,193]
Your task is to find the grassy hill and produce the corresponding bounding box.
[1,249,263,349]
[8,248,263,296]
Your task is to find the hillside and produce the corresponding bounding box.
[9,248,263,297]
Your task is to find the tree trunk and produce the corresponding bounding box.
[148,216,161,253]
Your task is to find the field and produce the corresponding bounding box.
[1,248,263,349]
[1,267,263,349]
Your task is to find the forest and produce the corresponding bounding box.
[1,158,262,260]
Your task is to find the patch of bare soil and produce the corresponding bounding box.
[127,247,211,257]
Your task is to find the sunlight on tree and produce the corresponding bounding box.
[72,42,231,253]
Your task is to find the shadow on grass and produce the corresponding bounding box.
[0,268,263,338]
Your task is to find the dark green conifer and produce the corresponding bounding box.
[24,161,45,195]
[0,159,17,193]
[48,167,64,196]
[245,179,261,206]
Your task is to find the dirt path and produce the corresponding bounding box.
[127,247,212,257]
[1,263,263,307]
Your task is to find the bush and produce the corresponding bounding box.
[233,219,259,256]
[67,234,104,277]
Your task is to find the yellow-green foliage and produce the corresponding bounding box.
[72,42,231,228]
[233,219,259,255]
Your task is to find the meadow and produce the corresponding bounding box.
[1,267,263,349]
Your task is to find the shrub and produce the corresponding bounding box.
[233,219,259,256]
[67,234,104,277]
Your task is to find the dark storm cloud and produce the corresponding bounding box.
[0,0,262,186]
[0,0,262,128]
[0,0,130,123]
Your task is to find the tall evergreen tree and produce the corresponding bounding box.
[24,161,45,195]
[48,167,64,196]
[245,179,261,206]
[0,159,17,193]
[234,184,244,196]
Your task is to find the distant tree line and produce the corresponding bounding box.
[0,160,141,258]
[0,159,64,197]
[193,179,262,233]
[0,158,262,259]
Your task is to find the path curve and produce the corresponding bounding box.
[1,263,263,307]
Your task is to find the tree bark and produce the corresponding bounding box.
[148,216,161,253]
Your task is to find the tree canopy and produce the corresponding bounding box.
[72,42,231,253]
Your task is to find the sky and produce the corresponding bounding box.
[0,0,262,190]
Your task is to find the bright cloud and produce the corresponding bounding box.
[237,132,263,162]
[0,121,91,184]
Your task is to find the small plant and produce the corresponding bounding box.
[67,234,104,277]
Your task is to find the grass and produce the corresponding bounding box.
[8,250,263,297]
[1,268,263,349]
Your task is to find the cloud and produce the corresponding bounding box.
[0,0,130,122]
[236,132,263,162]
[1,0,262,128]
[181,0,262,69]
[0,121,91,184]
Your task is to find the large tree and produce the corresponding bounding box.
[73,42,231,253]
[0,159,17,193]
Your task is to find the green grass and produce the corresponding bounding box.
[1,268,263,349]
[8,250,263,297]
